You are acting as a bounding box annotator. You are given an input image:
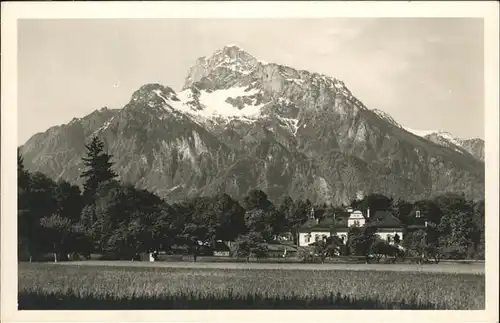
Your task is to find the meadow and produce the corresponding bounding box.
[18,263,485,310]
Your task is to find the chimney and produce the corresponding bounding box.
[367,207,370,219]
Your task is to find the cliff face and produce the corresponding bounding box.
[20,45,485,205]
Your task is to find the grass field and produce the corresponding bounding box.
[18,262,485,310]
[59,260,486,274]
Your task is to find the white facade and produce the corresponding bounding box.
[347,210,366,227]
[298,230,348,247]
[376,230,404,242]
[298,208,404,247]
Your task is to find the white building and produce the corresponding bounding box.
[297,207,403,247]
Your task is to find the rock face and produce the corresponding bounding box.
[20,45,485,205]
[402,127,485,162]
[457,138,484,161]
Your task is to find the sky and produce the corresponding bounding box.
[17,18,484,144]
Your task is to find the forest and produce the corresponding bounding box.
[17,137,485,262]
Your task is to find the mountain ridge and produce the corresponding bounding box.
[20,45,484,205]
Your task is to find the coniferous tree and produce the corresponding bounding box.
[80,136,118,203]
[18,149,30,190]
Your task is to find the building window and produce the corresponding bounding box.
[305,234,311,243]
[315,234,320,241]
[416,210,421,218]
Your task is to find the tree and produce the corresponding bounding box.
[54,180,83,222]
[243,189,273,212]
[242,190,282,240]
[210,194,247,242]
[347,224,377,261]
[281,197,309,245]
[369,239,404,263]
[39,214,74,261]
[352,193,393,213]
[234,232,268,261]
[90,183,166,255]
[312,235,344,263]
[402,229,427,258]
[80,136,118,203]
[391,198,413,225]
[472,200,485,259]
[18,150,34,260]
[68,223,94,260]
[244,209,274,241]
[18,172,60,259]
[413,199,443,224]
[438,211,475,259]
[153,204,185,252]
[434,193,475,259]
[18,149,30,190]
[188,194,247,245]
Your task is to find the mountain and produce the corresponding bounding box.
[403,128,484,162]
[20,45,485,205]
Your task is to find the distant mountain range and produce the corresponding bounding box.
[20,45,485,205]
[372,109,484,161]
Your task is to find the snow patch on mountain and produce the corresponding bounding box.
[94,116,115,135]
[404,127,462,145]
[429,131,462,146]
[287,78,305,86]
[403,127,441,138]
[198,87,263,118]
[372,109,402,128]
[153,85,268,125]
[280,117,299,136]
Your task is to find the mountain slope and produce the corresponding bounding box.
[20,45,485,205]
[403,127,484,162]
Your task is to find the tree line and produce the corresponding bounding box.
[17,136,485,262]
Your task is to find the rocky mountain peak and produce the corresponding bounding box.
[19,46,484,205]
[183,45,261,90]
[130,83,179,104]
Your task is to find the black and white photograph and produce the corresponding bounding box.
[1,1,499,322]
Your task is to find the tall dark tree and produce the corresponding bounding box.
[234,231,268,261]
[392,198,414,225]
[18,149,30,190]
[281,198,309,245]
[242,190,283,240]
[80,136,118,203]
[244,209,274,241]
[347,224,377,260]
[210,194,247,242]
[352,193,393,213]
[18,150,35,260]
[243,189,273,211]
[313,235,345,263]
[54,180,83,222]
[39,214,73,261]
[472,200,485,259]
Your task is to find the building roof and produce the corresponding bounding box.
[298,209,405,233]
[298,213,350,232]
[406,224,427,230]
[213,241,230,251]
[368,211,403,229]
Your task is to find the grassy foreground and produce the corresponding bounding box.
[18,263,485,310]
